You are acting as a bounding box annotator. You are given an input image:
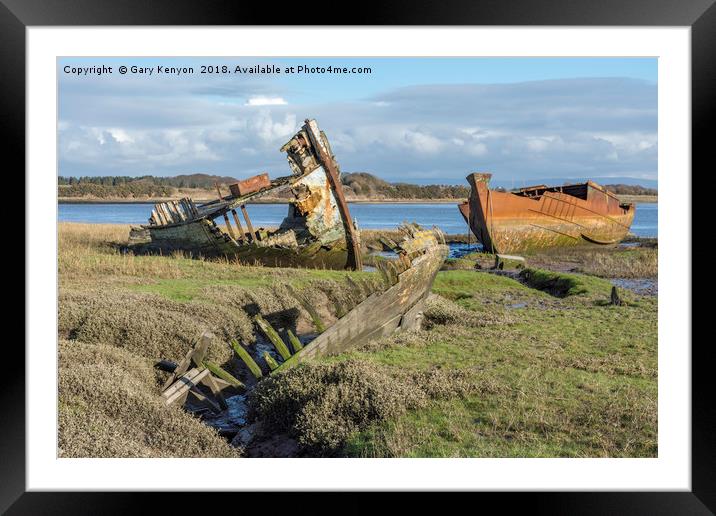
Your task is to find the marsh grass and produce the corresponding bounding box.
[248,359,478,454]
[518,268,614,298]
[326,270,657,458]
[58,223,657,459]
[58,339,240,458]
[58,223,384,457]
[524,245,657,279]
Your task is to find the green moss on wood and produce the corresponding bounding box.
[263,352,280,371]
[287,330,303,353]
[286,285,326,333]
[254,315,292,360]
[231,339,263,379]
[203,361,245,389]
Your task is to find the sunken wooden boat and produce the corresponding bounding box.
[458,173,636,254]
[159,224,449,419]
[128,119,363,270]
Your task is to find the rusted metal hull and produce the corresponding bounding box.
[229,173,271,197]
[461,173,635,254]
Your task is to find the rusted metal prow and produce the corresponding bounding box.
[302,119,362,271]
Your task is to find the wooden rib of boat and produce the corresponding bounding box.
[159,224,449,417]
[278,224,448,368]
[459,172,636,254]
[127,119,362,270]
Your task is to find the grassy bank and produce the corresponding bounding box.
[262,268,656,458]
[58,223,657,458]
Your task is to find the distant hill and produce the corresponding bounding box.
[490,176,657,190]
[58,173,239,189]
[57,172,655,200]
[602,184,657,196]
[341,172,470,199]
[58,172,472,200]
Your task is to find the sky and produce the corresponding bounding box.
[58,57,657,185]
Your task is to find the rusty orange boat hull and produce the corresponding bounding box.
[461,173,636,254]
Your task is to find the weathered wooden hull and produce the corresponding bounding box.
[279,228,448,366]
[159,226,449,422]
[462,173,635,254]
[127,119,362,271]
[128,218,351,269]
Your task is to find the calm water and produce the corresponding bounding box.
[58,201,658,238]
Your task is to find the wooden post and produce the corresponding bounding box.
[240,205,258,242]
[200,374,228,410]
[231,339,263,379]
[214,182,223,200]
[304,119,362,271]
[191,332,212,368]
[223,212,237,240]
[231,209,245,243]
[159,203,173,224]
[610,286,624,306]
[286,285,326,333]
[188,199,200,218]
[187,385,222,413]
[203,361,245,389]
[263,352,279,371]
[254,315,292,360]
[287,329,303,353]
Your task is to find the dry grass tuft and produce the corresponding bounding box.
[59,339,240,458]
[248,360,478,454]
[58,288,240,364]
[575,248,658,278]
[525,245,658,279]
[59,223,183,279]
[423,294,515,328]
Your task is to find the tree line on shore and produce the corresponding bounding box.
[57,172,656,199]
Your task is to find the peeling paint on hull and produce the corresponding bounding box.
[127,119,358,270]
[129,216,351,269]
[461,173,636,254]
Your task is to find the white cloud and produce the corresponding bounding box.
[466,142,488,157]
[245,96,288,106]
[525,136,557,152]
[249,112,298,144]
[108,128,133,143]
[58,77,657,183]
[402,130,443,154]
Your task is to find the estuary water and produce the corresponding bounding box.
[58,201,658,238]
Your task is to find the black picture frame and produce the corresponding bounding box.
[5,0,709,512]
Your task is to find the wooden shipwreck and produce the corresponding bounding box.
[458,173,636,254]
[159,224,448,417]
[128,119,362,270]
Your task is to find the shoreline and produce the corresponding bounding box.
[57,221,656,244]
[58,195,658,205]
